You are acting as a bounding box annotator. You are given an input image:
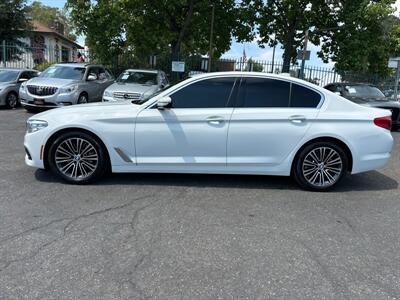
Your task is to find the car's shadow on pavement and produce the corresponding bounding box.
[34,169,398,192]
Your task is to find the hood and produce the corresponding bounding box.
[26,77,79,87]
[32,101,140,122]
[105,82,158,95]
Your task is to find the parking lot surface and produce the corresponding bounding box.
[0,108,399,299]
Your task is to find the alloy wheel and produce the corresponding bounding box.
[7,93,18,108]
[302,147,343,188]
[54,137,98,180]
[78,95,88,104]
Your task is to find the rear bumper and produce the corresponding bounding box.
[351,130,394,174]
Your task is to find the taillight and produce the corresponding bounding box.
[374,116,392,130]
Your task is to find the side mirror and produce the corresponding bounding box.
[18,78,28,83]
[157,96,172,110]
[87,74,97,81]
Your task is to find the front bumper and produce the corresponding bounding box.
[24,128,49,169]
[20,88,79,109]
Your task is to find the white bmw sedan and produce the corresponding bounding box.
[24,72,393,191]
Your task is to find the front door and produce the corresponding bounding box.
[135,77,238,170]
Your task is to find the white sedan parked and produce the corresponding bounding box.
[24,72,393,191]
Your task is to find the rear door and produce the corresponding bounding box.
[227,76,322,169]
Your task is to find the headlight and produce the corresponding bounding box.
[20,81,27,91]
[60,84,78,94]
[26,119,48,133]
[103,90,112,97]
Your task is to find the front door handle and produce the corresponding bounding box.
[206,116,224,125]
[289,115,306,124]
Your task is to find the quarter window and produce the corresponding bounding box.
[170,77,236,108]
[290,84,321,108]
[239,78,290,107]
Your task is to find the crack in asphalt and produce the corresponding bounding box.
[0,194,154,272]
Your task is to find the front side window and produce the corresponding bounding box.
[170,77,236,108]
[290,84,321,108]
[239,77,290,107]
[19,71,31,80]
[41,66,85,80]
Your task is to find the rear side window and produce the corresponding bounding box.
[170,77,236,108]
[290,84,321,108]
[239,78,290,107]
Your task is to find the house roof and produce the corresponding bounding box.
[30,20,84,49]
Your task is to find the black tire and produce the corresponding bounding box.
[48,131,108,184]
[5,92,18,109]
[77,93,88,104]
[293,141,348,191]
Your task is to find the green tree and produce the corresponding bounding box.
[319,0,398,76]
[0,0,30,43]
[123,0,238,61]
[66,0,238,64]
[66,0,126,64]
[0,0,30,63]
[237,0,334,72]
[28,1,77,41]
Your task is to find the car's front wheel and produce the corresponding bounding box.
[5,92,18,109]
[293,141,348,191]
[48,131,108,184]
[77,93,88,104]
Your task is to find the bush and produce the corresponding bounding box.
[34,61,55,72]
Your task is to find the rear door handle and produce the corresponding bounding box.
[289,115,306,124]
[206,116,224,125]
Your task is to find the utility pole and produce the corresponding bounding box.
[208,3,215,72]
[271,35,276,73]
[394,60,400,101]
[300,29,309,79]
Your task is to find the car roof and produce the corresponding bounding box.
[0,68,37,72]
[325,82,376,87]
[123,69,159,74]
[54,63,104,68]
[186,71,325,91]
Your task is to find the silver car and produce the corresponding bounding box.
[0,68,39,109]
[103,69,169,102]
[20,63,114,112]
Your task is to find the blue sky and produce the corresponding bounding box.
[31,0,400,69]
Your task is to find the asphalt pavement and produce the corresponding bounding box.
[0,108,399,299]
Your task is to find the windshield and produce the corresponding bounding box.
[343,85,385,99]
[40,66,85,80]
[0,70,19,82]
[117,71,157,85]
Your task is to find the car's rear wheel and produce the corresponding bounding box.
[77,93,88,104]
[48,131,108,184]
[5,92,18,109]
[293,141,348,191]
